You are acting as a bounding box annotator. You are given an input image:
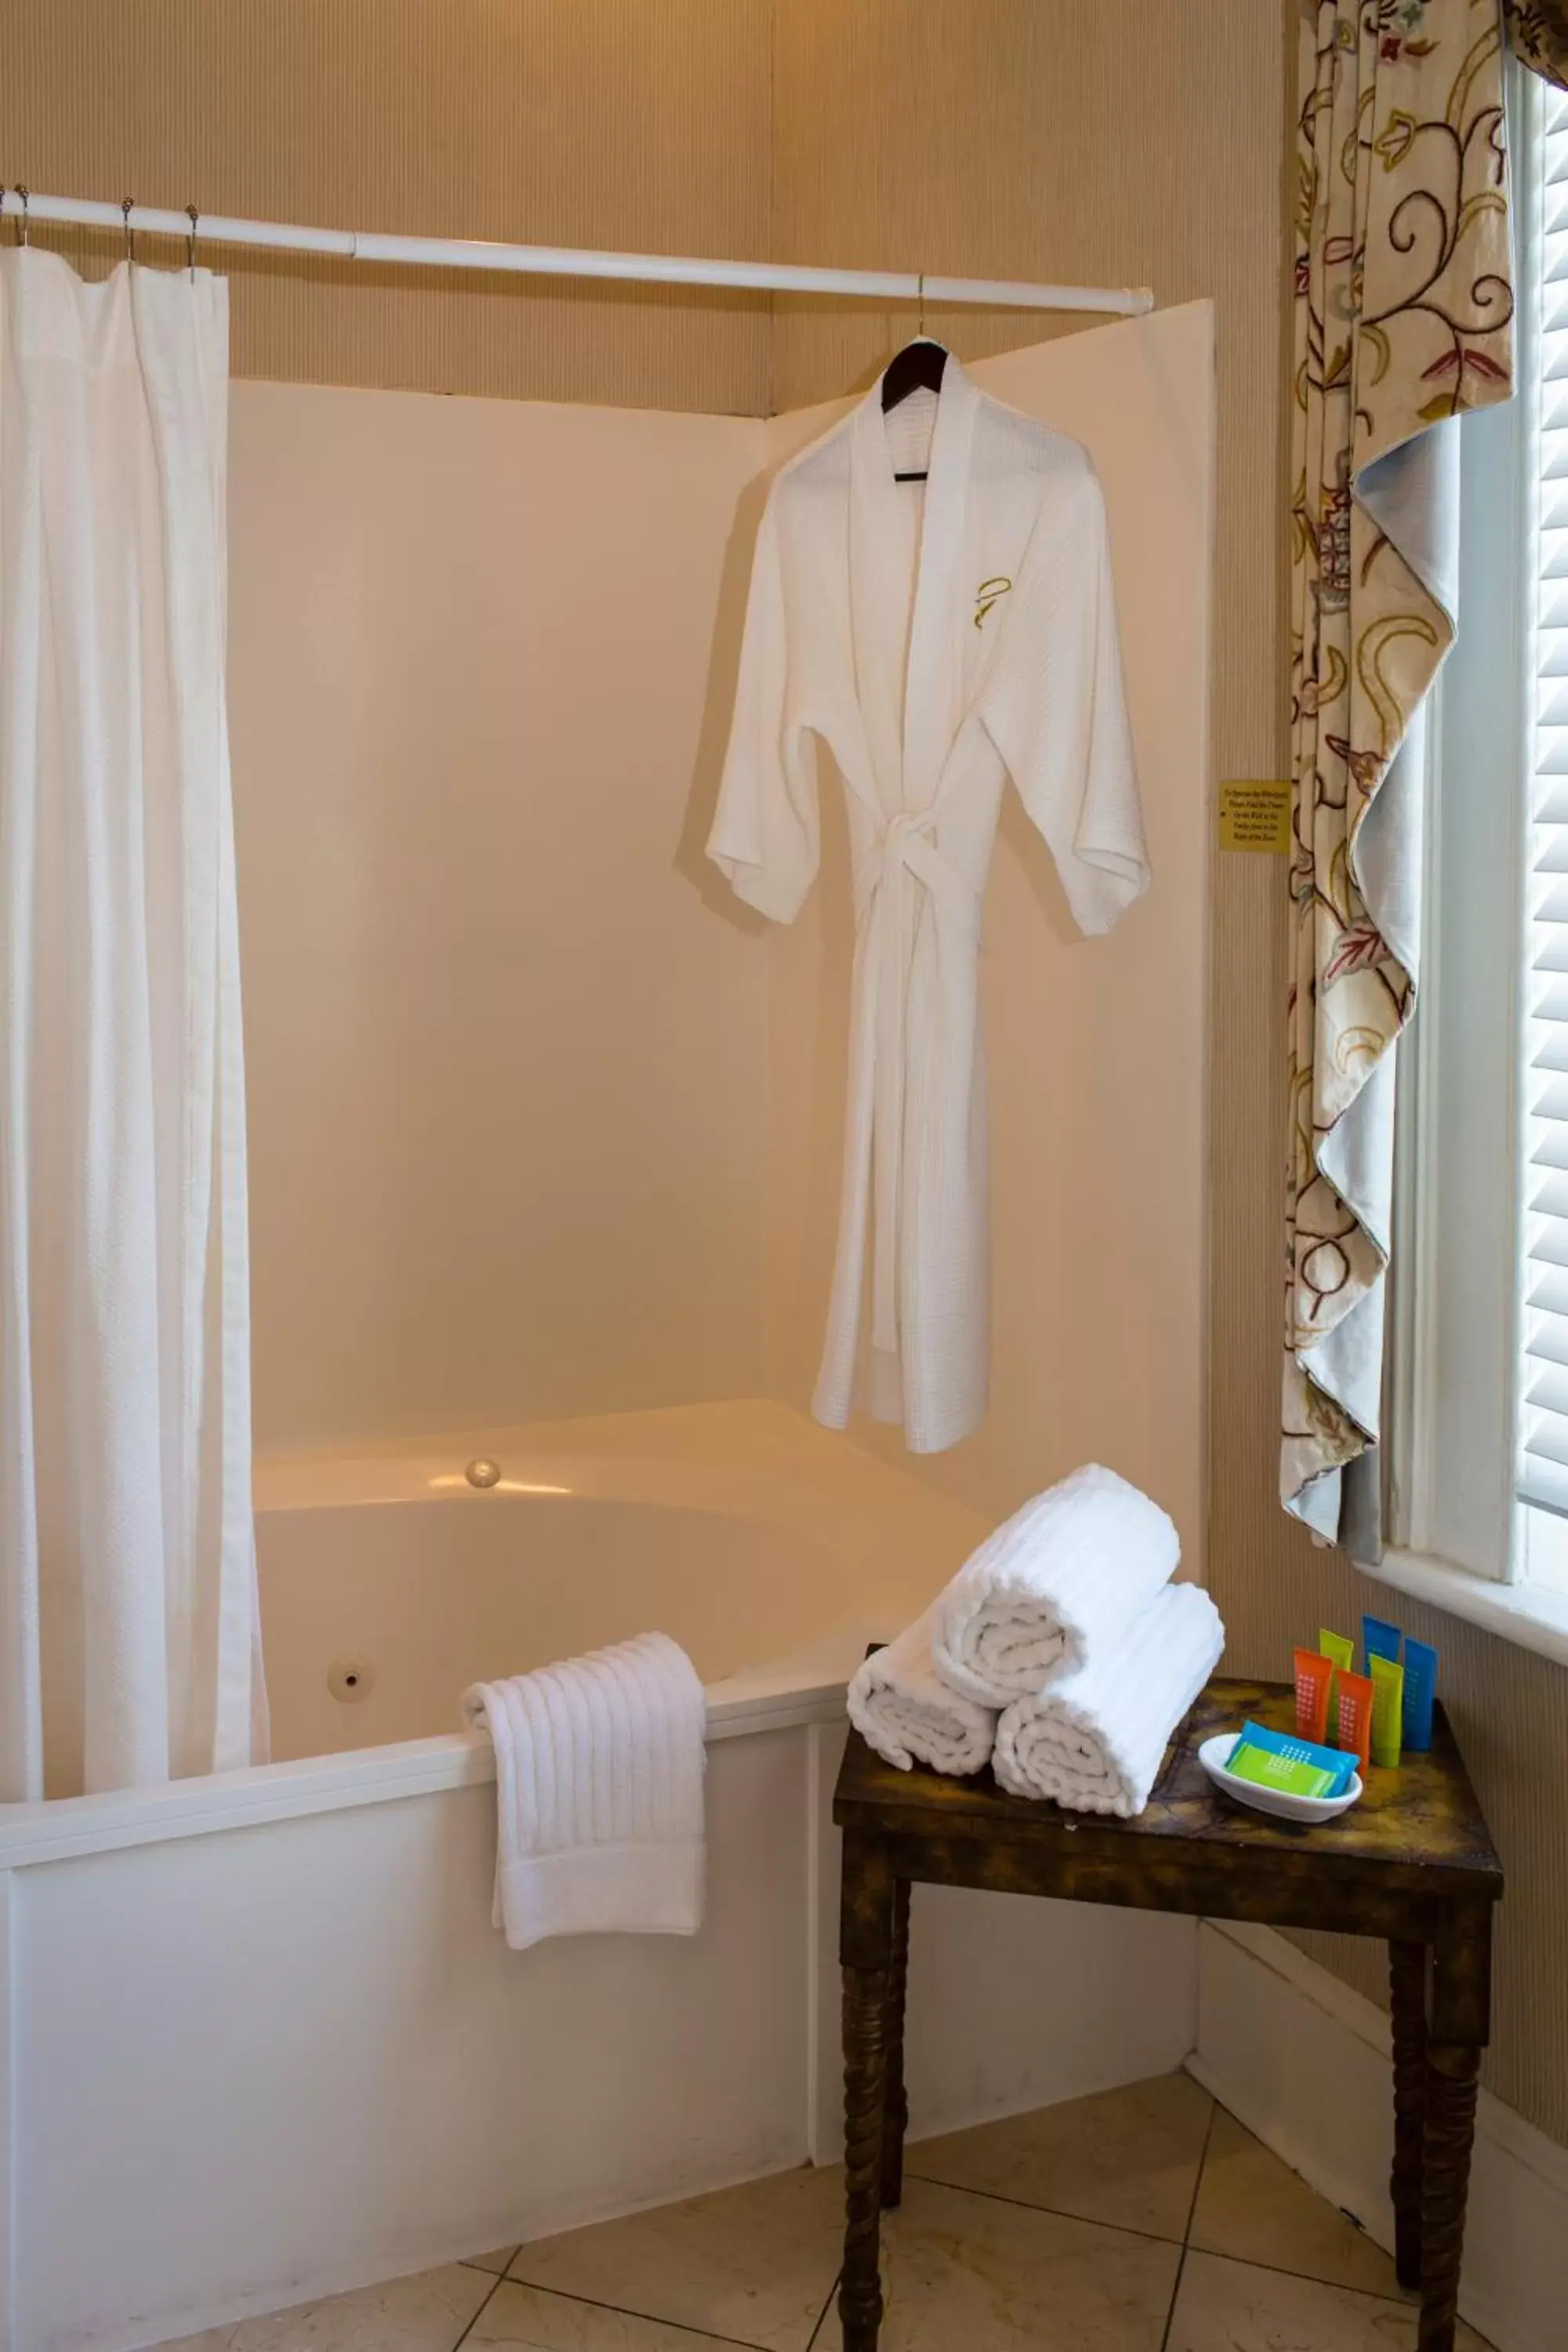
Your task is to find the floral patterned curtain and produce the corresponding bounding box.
[1283,0,1515,1537]
[1506,0,1568,85]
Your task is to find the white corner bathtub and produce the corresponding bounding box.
[252,1399,979,1767]
[0,1401,1199,2352]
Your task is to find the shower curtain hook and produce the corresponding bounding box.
[185,204,198,279]
[15,185,28,249]
[122,197,136,266]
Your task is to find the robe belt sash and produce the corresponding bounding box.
[853,805,982,1356]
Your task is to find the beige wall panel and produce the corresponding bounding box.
[229,383,769,1450]
[2,0,773,413]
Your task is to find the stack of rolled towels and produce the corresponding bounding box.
[847,1465,1224,1819]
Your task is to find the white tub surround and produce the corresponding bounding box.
[230,310,1211,1574]
[0,1403,1199,2352]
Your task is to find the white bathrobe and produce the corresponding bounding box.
[708,358,1149,1452]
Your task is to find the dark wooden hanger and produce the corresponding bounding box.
[881,337,947,481]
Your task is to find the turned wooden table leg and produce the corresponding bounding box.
[1419,1907,1491,2352]
[840,1831,895,2352]
[1389,1939,1428,2292]
[880,1877,910,2210]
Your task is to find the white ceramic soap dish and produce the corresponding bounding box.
[1199,1731,1362,1824]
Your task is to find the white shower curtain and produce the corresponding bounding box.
[0,249,265,1800]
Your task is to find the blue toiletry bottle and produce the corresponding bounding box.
[1363,1613,1402,1671]
[1401,1638,1438,1752]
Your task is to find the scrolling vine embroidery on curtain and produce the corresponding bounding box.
[1283,0,1514,1530]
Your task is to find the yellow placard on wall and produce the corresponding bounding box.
[1218,780,1293,854]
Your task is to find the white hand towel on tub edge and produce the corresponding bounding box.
[848,1609,996,1775]
[931,1464,1181,1706]
[460,1631,706,1951]
[992,1581,1224,1818]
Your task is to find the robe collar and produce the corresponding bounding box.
[848,354,982,818]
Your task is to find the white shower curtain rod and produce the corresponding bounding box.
[0,187,1154,316]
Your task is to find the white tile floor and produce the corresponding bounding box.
[155,2071,1493,2351]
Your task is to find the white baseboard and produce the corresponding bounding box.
[1190,1919,1568,2352]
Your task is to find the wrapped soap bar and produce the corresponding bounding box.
[1225,1722,1358,1801]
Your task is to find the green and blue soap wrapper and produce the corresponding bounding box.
[1225,1721,1359,1802]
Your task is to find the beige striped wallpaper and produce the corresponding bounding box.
[9,0,1567,2143]
[1,0,775,414]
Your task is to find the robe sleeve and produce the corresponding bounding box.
[706,492,820,923]
[981,459,1149,937]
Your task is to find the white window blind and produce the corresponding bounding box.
[1521,85,1568,1518]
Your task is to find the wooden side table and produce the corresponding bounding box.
[833,1675,1503,2352]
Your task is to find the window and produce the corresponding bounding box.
[1380,63,1568,1659]
[1518,74,1568,1560]
[1514,73,1568,1609]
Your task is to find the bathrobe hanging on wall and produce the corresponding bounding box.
[708,354,1149,1454]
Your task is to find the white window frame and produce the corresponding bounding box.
[1375,60,1568,1665]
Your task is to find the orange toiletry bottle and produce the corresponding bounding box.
[1334,1671,1374,1772]
[1293,1649,1333,1744]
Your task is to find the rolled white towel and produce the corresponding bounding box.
[848,1611,996,1776]
[931,1465,1180,1706]
[992,1581,1224,1817]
